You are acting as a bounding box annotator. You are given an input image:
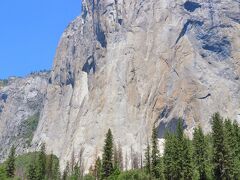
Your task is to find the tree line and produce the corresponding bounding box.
[85,112,240,179]
[1,112,240,179]
[0,144,60,180]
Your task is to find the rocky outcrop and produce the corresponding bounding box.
[30,0,240,171]
[0,72,49,161]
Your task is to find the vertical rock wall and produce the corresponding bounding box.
[29,0,240,171]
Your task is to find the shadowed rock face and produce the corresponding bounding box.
[1,0,237,171]
[0,73,49,161]
[184,1,201,12]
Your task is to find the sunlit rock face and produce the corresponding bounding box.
[0,72,49,161]
[31,0,240,171]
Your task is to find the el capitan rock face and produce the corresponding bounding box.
[32,0,240,170]
[0,0,239,171]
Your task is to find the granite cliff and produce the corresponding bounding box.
[0,72,49,161]
[1,0,240,171]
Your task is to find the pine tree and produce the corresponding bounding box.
[151,126,161,178]
[233,121,240,178]
[205,134,214,178]
[158,157,165,180]
[6,146,15,178]
[112,143,123,171]
[182,137,193,179]
[163,119,193,179]
[37,143,46,180]
[224,119,238,179]
[102,129,114,178]
[163,132,174,179]
[175,119,184,179]
[111,145,122,178]
[144,142,151,175]
[193,126,208,180]
[212,113,231,179]
[27,163,37,180]
[94,157,102,180]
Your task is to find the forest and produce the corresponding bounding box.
[1,112,240,180]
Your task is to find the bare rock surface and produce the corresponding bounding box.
[31,0,240,171]
[0,72,49,161]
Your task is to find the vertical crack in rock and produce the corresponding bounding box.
[159,106,173,119]
[208,0,215,26]
[93,0,107,48]
[96,22,107,48]
[66,72,75,87]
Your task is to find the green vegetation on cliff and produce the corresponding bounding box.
[20,113,40,146]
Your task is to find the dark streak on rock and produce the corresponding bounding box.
[82,5,88,19]
[173,69,180,77]
[66,73,75,87]
[176,20,204,44]
[159,106,173,119]
[198,93,211,99]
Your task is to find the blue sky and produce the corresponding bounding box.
[0,0,81,79]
